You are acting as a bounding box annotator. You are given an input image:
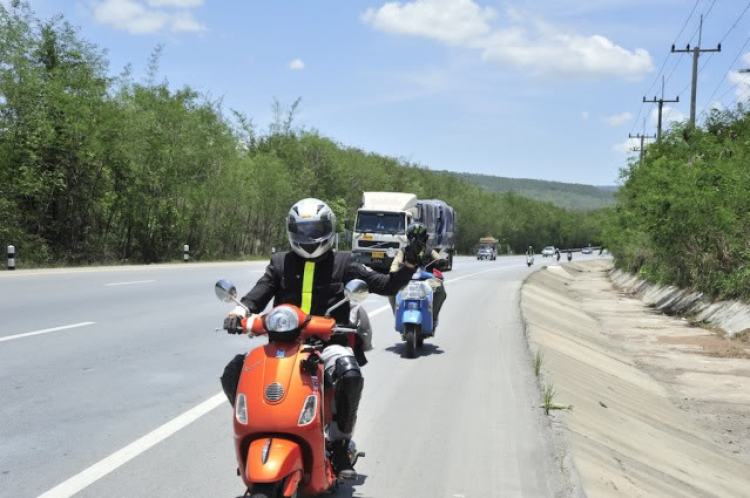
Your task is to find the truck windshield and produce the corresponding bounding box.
[356,212,405,234]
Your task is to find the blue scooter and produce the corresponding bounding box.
[394,257,443,358]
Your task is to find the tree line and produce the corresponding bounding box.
[0,2,604,267]
[604,107,750,301]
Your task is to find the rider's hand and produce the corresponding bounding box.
[223,306,248,335]
[404,243,424,266]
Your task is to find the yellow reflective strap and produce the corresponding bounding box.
[301,261,315,313]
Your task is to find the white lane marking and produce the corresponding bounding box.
[36,393,226,498]
[369,305,390,318]
[0,322,96,343]
[34,267,512,496]
[104,280,155,287]
[446,264,526,284]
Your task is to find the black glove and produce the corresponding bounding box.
[223,315,244,334]
[404,243,425,266]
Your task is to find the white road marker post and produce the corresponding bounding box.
[183,244,189,263]
[7,244,15,271]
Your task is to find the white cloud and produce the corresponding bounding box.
[361,0,496,45]
[651,106,686,125]
[147,0,203,6]
[362,1,654,80]
[729,69,750,104]
[92,0,206,35]
[613,137,642,154]
[289,58,305,70]
[603,112,632,126]
[581,111,589,121]
[476,21,653,80]
[171,11,206,32]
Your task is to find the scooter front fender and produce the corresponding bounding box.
[402,309,423,325]
[246,438,304,484]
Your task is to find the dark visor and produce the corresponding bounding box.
[288,218,333,242]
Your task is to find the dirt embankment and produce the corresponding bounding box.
[522,260,750,498]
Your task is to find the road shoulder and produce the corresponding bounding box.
[521,261,750,498]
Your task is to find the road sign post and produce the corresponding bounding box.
[7,245,15,270]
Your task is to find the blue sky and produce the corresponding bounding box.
[22,0,750,185]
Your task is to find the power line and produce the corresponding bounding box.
[699,33,750,118]
[628,0,703,135]
[697,2,750,118]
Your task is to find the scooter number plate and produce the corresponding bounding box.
[372,252,385,259]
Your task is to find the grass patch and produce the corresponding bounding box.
[534,348,544,377]
[540,381,574,415]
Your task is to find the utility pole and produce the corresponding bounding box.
[629,132,656,162]
[644,76,679,141]
[629,119,655,163]
[671,14,721,128]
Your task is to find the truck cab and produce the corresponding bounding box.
[351,192,418,272]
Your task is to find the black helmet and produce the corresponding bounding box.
[406,222,428,245]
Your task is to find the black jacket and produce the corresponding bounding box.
[241,251,415,360]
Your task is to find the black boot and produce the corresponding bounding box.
[330,440,357,480]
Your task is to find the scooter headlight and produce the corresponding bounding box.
[266,306,300,333]
[401,281,429,300]
[235,393,248,425]
[297,394,318,426]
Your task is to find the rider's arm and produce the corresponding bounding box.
[240,254,281,313]
[349,261,415,296]
[389,250,404,272]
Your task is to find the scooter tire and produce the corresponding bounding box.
[249,482,279,498]
[404,324,418,358]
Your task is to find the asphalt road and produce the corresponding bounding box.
[0,253,601,498]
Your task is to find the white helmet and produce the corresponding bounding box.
[287,198,336,259]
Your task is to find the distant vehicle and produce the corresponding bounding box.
[477,247,496,261]
[477,237,498,261]
[582,246,593,255]
[541,246,555,257]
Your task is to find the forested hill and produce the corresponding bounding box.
[450,172,617,210]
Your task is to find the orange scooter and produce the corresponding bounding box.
[214,279,368,498]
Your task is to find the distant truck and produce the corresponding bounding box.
[417,200,457,271]
[477,237,498,261]
[351,192,419,272]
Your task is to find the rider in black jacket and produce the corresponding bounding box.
[221,198,421,479]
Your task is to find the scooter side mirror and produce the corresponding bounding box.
[345,279,369,303]
[215,279,237,303]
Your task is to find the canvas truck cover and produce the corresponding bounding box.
[420,200,456,248]
[361,192,418,217]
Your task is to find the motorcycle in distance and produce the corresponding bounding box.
[214,279,369,498]
[567,251,572,262]
[526,254,534,267]
[389,248,446,359]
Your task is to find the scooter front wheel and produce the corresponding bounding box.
[249,483,279,498]
[404,323,418,358]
